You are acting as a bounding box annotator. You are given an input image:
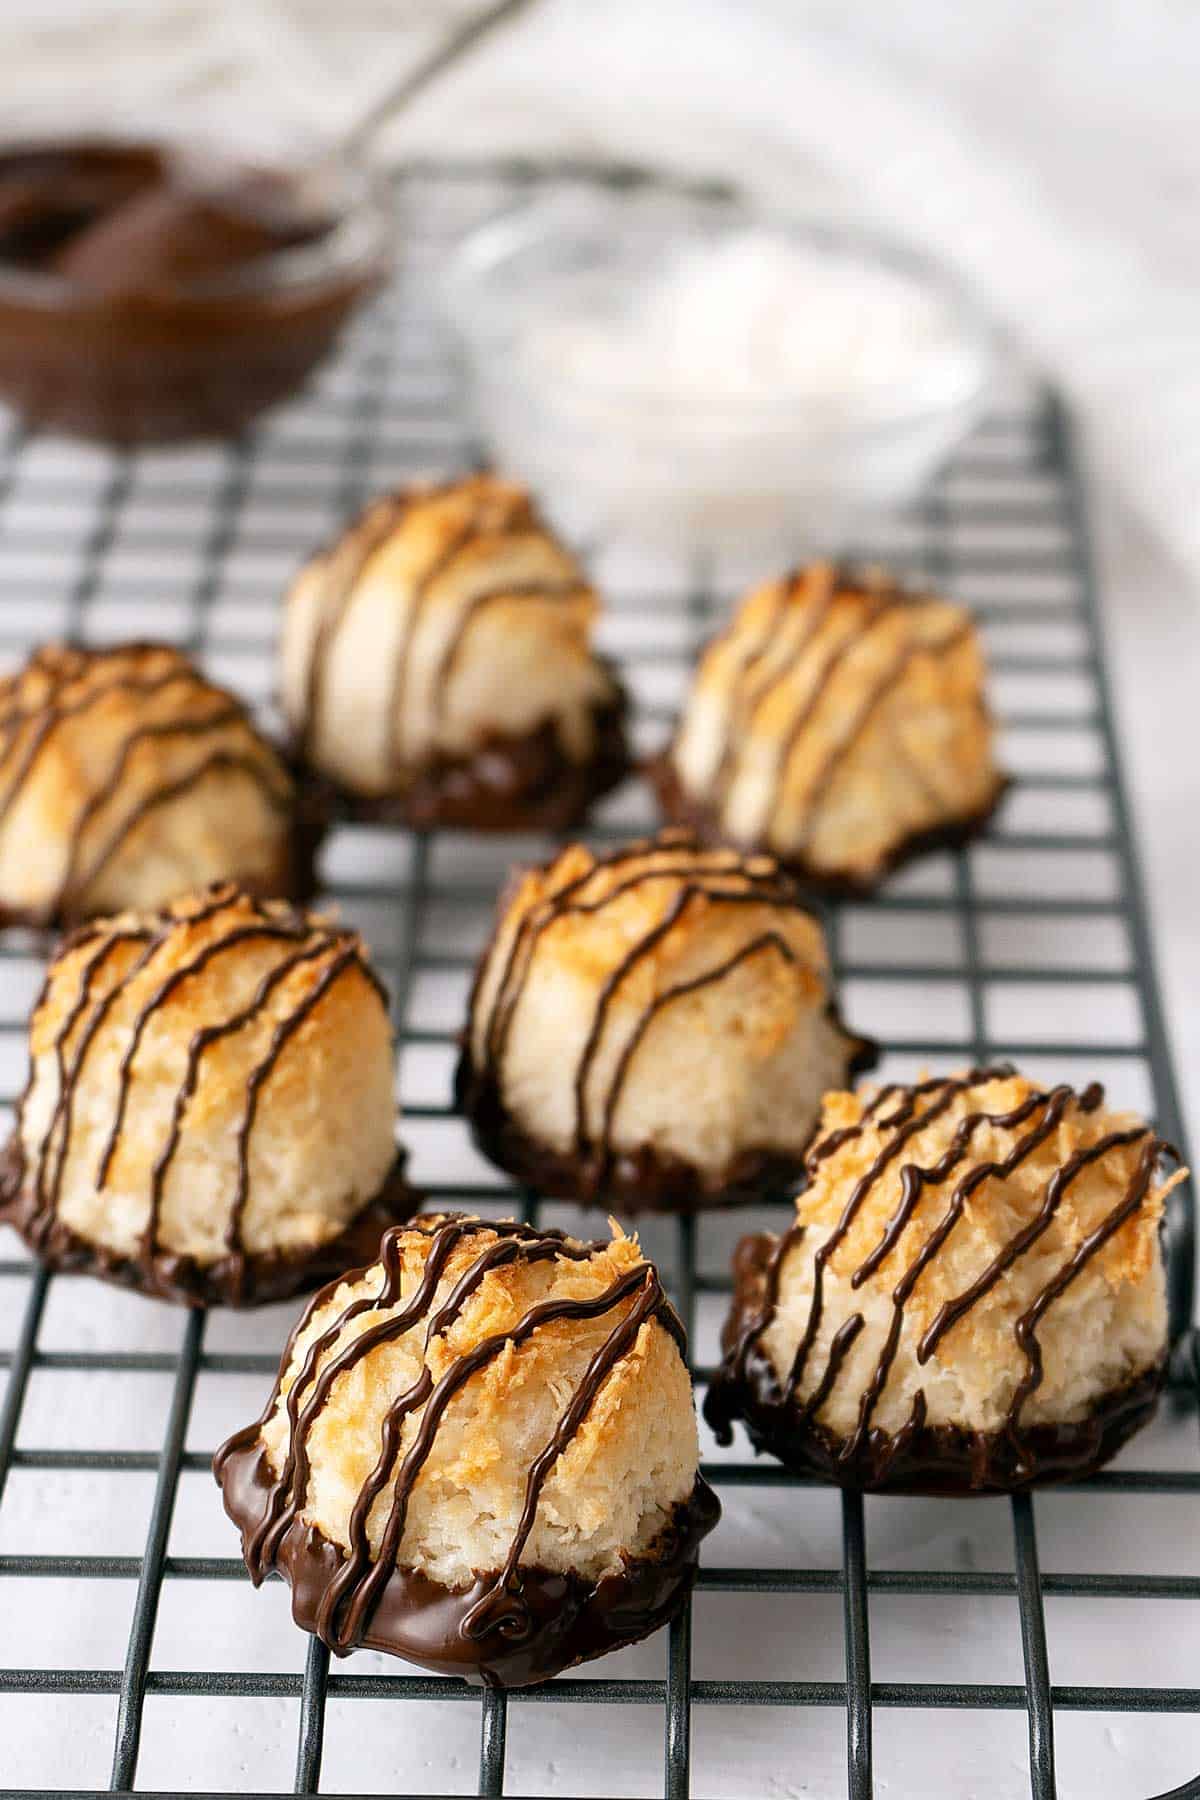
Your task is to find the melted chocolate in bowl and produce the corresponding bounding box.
[0,139,390,444]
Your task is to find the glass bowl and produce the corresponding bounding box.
[0,133,393,446]
[443,181,996,560]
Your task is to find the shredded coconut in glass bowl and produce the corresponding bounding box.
[444,186,995,560]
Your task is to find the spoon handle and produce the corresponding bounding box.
[338,0,540,163]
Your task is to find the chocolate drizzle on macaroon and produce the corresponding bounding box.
[215,1215,719,1685]
[0,885,413,1306]
[286,476,630,832]
[705,1067,1181,1492]
[457,831,874,1211]
[655,562,1007,893]
[0,641,320,929]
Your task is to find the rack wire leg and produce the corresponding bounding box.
[841,1490,873,1800]
[1012,1491,1057,1799]
[295,1635,330,1794]
[110,1308,205,1791]
[665,1593,693,1800]
[479,1687,508,1797]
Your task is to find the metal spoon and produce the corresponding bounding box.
[334,0,539,167]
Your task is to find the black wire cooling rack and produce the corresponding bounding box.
[0,162,1196,1800]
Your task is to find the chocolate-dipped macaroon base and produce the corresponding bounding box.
[650,751,1009,900]
[704,1231,1165,1495]
[299,688,630,836]
[216,1432,718,1687]
[0,1144,416,1309]
[454,1032,876,1215]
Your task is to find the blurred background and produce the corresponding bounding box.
[3,0,1194,1136]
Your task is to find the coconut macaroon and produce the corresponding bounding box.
[456,831,873,1212]
[0,884,412,1305]
[654,562,1006,892]
[280,474,629,831]
[705,1067,1186,1493]
[0,641,317,928]
[214,1214,719,1685]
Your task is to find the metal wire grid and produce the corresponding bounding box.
[0,163,1194,1800]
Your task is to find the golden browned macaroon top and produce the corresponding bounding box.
[14,883,399,1272]
[797,1070,1178,1349]
[247,1214,699,1589]
[281,474,618,794]
[484,831,820,997]
[461,832,870,1202]
[30,883,382,1060]
[0,640,295,922]
[667,562,1004,886]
